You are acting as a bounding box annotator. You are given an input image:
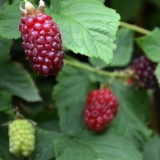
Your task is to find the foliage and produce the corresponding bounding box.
[0,0,160,160]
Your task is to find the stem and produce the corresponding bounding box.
[64,59,128,78]
[120,21,150,35]
[24,0,28,3]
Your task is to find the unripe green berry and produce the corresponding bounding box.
[8,119,35,157]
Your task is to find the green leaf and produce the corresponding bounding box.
[0,0,6,10]
[0,91,12,112]
[142,134,160,160]
[57,101,86,136]
[110,81,152,148]
[0,38,12,55]
[30,129,59,160]
[0,38,41,102]
[89,28,134,68]
[110,28,134,67]
[53,65,95,107]
[54,130,142,160]
[49,0,120,64]
[89,57,108,69]
[96,0,105,3]
[136,28,160,62]
[0,2,21,39]
[53,65,96,135]
[155,63,160,85]
[50,0,106,12]
[0,61,42,102]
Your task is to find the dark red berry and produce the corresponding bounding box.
[132,56,158,89]
[84,88,119,131]
[19,1,64,76]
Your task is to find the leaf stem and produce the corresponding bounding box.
[64,59,128,78]
[120,21,150,35]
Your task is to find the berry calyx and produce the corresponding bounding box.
[19,0,65,76]
[84,88,119,131]
[8,119,35,157]
[132,56,158,89]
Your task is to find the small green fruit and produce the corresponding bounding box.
[8,119,35,157]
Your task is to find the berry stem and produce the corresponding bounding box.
[64,56,128,78]
[120,21,150,35]
[24,0,28,3]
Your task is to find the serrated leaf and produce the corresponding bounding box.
[53,65,95,107]
[110,81,151,148]
[0,2,21,39]
[54,130,142,160]
[89,28,134,68]
[98,0,105,2]
[50,0,106,12]
[0,61,42,102]
[0,38,12,55]
[0,91,12,112]
[49,0,120,64]
[136,28,160,62]
[155,63,160,85]
[142,134,160,160]
[30,129,59,160]
[0,38,41,102]
[53,65,96,135]
[89,57,108,69]
[57,101,86,136]
[110,28,134,66]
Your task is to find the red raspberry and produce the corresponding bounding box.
[132,56,158,89]
[84,88,119,131]
[19,0,64,76]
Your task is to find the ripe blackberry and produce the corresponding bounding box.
[84,88,119,131]
[132,56,158,89]
[8,119,35,157]
[19,0,64,76]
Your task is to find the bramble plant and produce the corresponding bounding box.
[0,0,160,160]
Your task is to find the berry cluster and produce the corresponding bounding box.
[8,119,35,157]
[84,88,119,131]
[132,56,158,89]
[19,1,64,76]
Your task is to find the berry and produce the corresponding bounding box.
[132,56,158,89]
[84,88,119,131]
[8,119,35,157]
[19,0,64,76]
[127,78,135,85]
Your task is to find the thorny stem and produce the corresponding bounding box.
[120,21,150,35]
[64,58,129,78]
